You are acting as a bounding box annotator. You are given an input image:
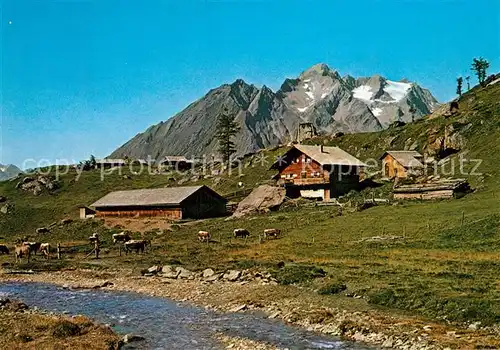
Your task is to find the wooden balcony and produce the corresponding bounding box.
[278,177,327,186]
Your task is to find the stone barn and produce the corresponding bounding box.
[90,185,227,219]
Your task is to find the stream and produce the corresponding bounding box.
[0,282,374,349]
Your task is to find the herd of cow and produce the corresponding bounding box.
[197,228,282,242]
[0,240,50,263]
[0,228,282,263]
[90,232,151,254]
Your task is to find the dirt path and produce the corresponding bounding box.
[1,269,498,349]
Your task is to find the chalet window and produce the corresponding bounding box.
[306,157,311,163]
[301,171,307,179]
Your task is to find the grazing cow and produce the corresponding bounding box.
[124,240,147,254]
[23,242,41,255]
[233,228,250,238]
[39,243,50,258]
[0,244,9,254]
[15,245,31,263]
[263,229,281,239]
[112,232,131,244]
[89,233,99,243]
[198,231,210,243]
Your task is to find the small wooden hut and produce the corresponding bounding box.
[393,179,471,200]
[380,151,424,178]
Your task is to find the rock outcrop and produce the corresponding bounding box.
[232,185,286,218]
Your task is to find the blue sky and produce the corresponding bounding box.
[1,0,498,168]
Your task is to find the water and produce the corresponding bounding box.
[0,282,373,350]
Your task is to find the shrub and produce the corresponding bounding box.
[271,264,326,285]
[368,287,500,325]
[51,320,81,338]
[318,282,347,295]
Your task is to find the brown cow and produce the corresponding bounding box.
[124,240,148,254]
[39,243,50,259]
[234,228,250,238]
[0,244,9,254]
[198,231,210,243]
[263,229,281,239]
[15,245,31,263]
[23,242,41,255]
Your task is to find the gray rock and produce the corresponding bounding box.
[223,270,241,281]
[160,265,180,279]
[147,265,161,274]
[123,334,145,343]
[176,267,194,279]
[204,273,222,282]
[202,268,215,278]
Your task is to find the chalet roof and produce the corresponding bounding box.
[90,185,223,208]
[274,145,366,167]
[381,151,424,168]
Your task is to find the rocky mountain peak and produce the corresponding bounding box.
[110,64,439,160]
[300,63,336,78]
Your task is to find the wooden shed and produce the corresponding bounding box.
[380,151,424,178]
[393,179,471,200]
[90,185,227,219]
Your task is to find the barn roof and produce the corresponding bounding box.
[381,151,424,168]
[272,145,367,168]
[90,185,224,208]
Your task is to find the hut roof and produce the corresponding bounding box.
[381,151,424,168]
[272,145,366,168]
[90,185,224,208]
[393,179,470,193]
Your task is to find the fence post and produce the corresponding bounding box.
[118,244,121,257]
[94,241,100,259]
[57,243,61,260]
[461,211,465,226]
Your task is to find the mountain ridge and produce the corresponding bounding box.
[110,63,439,160]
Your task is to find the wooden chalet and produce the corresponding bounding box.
[393,179,471,200]
[271,144,366,200]
[380,151,424,178]
[90,185,227,219]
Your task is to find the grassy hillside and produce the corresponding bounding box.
[1,81,499,327]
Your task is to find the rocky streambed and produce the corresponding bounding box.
[1,269,497,349]
[0,281,370,349]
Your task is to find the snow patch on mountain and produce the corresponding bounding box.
[353,85,374,102]
[371,107,383,117]
[384,80,412,102]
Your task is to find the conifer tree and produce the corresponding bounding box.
[456,77,463,97]
[471,57,490,87]
[215,108,240,166]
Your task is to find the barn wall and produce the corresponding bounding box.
[95,206,182,219]
[394,190,454,200]
[182,189,227,219]
[279,150,325,179]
